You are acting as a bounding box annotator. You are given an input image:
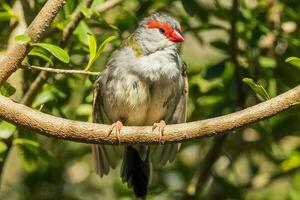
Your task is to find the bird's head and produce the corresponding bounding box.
[134,13,184,54]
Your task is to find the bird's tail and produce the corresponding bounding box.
[121,146,150,199]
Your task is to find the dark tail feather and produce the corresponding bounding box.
[121,146,150,198]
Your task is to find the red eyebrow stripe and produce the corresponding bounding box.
[147,20,174,36]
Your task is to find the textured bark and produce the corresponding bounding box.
[0,0,66,85]
[0,85,298,144]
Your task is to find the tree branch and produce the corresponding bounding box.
[61,0,94,46]
[22,65,100,75]
[0,0,66,86]
[0,85,298,144]
[95,0,123,12]
[20,0,120,106]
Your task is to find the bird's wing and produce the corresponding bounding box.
[92,76,122,176]
[170,61,188,124]
[152,62,188,166]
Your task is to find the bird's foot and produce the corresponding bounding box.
[152,120,166,144]
[108,121,123,144]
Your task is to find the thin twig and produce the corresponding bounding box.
[22,65,100,75]
[0,0,66,85]
[21,0,121,106]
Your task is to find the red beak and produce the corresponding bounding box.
[169,30,184,42]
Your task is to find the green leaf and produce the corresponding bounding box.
[0,141,8,161]
[285,57,300,69]
[85,35,116,70]
[0,3,18,22]
[31,43,70,63]
[14,138,57,172]
[33,84,66,108]
[190,74,223,93]
[0,82,16,97]
[14,138,39,148]
[74,21,92,45]
[95,36,116,58]
[86,33,97,70]
[243,78,270,101]
[78,4,93,18]
[15,34,31,44]
[259,56,276,69]
[0,12,12,22]
[0,121,16,139]
[28,49,54,66]
[281,152,300,171]
[76,104,92,116]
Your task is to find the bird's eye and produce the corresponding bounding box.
[159,28,165,34]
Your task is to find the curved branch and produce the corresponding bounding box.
[0,85,299,145]
[0,0,66,85]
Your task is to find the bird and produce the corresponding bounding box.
[92,13,188,199]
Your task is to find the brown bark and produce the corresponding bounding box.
[0,85,299,145]
[0,0,66,85]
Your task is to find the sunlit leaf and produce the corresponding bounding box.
[76,104,92,116]
[28,49,54,66]
[0,121,16,139]
[79,4,93,18]
[0,3,18,22]
[285,57,300,69]
[95,36,116,59]
[15,34,31,44]
[281,152,300,172]
[74,21,92,45]
[243,78,270,101]
[32,43,70,63]
[85,35,116,70]
[86,33,97,70]
[0,82,16,97]
[259,56,276,69]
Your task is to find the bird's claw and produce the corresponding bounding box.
[152,120,166,144]
[108,121,123,144]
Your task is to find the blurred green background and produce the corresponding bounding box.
[0,0,300,199]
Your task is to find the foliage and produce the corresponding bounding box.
[0,0,300,200]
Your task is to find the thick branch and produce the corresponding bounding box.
[0,0,66,85]
[0,85,299,144]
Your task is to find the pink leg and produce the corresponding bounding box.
[108,121,123,144]
[152,120,166,144]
